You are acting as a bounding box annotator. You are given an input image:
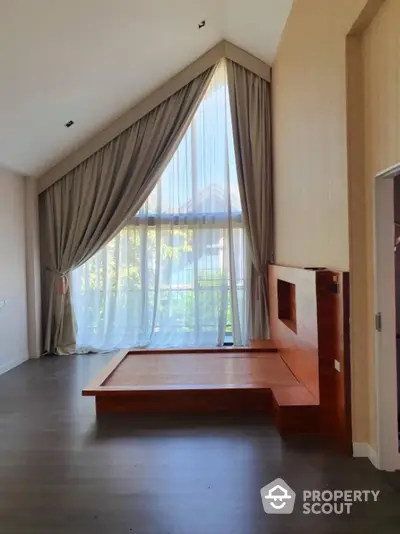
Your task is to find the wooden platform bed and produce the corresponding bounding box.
[83,265,352,453]
[83,346,318,437]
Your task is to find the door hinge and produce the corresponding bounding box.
[375,312,382,332]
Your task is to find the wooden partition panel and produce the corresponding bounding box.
[317,272,352,452]
[268,265,352,450]
[269,265,320,401]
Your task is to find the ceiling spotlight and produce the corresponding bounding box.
[198,20,206,29]
[65,120,74,128]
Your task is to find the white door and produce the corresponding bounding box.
[373,174,398,470]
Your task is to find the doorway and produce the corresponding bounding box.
[373,165,400,471]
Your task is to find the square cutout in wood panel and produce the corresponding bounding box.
[277,279,297,333]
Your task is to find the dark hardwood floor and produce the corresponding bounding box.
[0,353,399,534]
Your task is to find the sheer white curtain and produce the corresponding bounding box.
[71,61,248,351]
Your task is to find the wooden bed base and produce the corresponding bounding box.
[82,264,351,451]
[82,346,318,437]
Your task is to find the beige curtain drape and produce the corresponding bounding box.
[226,60,273,339]
[39,66,215,354]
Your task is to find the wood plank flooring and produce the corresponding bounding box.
[0,353,399,534]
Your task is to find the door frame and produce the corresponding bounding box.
[373,163,400,470]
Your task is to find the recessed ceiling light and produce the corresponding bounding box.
[65,120,74,128]
[198,20,206,29]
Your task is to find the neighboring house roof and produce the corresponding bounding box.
[180,183,242,214]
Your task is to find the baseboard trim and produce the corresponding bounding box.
[0,356,28,376]
[353,442,379,468]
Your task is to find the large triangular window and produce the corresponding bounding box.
[71,62,247,350]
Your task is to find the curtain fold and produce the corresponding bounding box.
[39,66,216,354]
[226,60,273,339]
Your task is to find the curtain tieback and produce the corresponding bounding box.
[58,274,69,296]
[46,268,69,296]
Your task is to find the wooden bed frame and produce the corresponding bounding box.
[83,346,294,415]
[82,265,351,452]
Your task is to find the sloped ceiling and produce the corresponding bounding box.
[0,0,293,177]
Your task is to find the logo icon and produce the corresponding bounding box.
[260,478,296,514]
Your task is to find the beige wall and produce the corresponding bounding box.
[272,0,370,442]
[272,0,367,271]
[363,0,400,178]
[0,168,29,373]
[358,0,400,448]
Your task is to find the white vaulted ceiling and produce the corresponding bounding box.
[0,0,293,177]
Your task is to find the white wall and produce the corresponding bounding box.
[25,177,41,358]
[0,167,29,373]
